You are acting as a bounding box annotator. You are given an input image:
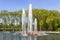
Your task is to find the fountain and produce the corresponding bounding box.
[21,4,38,36]
[21,3,48,37]
[34,18,37,32]
[28,4,33,32]
[21,4,33,36]
[22,9,27,36]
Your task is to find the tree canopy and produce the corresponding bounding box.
[0,9,60,31]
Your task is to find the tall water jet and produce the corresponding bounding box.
[34,18,37,31]
[28,4,33,32]
[22,9,27,36]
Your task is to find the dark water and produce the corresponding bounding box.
[0,32,60,40]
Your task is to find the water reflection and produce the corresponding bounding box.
[0,32,60,40]
[21,36,37,40]
[34,36,37,40]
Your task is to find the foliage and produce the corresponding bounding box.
[57,28,60,31]
[0,9,60,31]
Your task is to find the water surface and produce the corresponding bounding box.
[0,32,60,40]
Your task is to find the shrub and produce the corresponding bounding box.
[57,28,60,31]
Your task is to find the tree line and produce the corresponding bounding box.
[0,9,60,31]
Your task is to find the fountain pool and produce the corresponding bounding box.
[0,32,60,40]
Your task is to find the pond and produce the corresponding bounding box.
[0,32,60,40]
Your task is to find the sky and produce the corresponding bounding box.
[0,0,60,11]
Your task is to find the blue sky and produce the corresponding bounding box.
[0,0,60,11]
